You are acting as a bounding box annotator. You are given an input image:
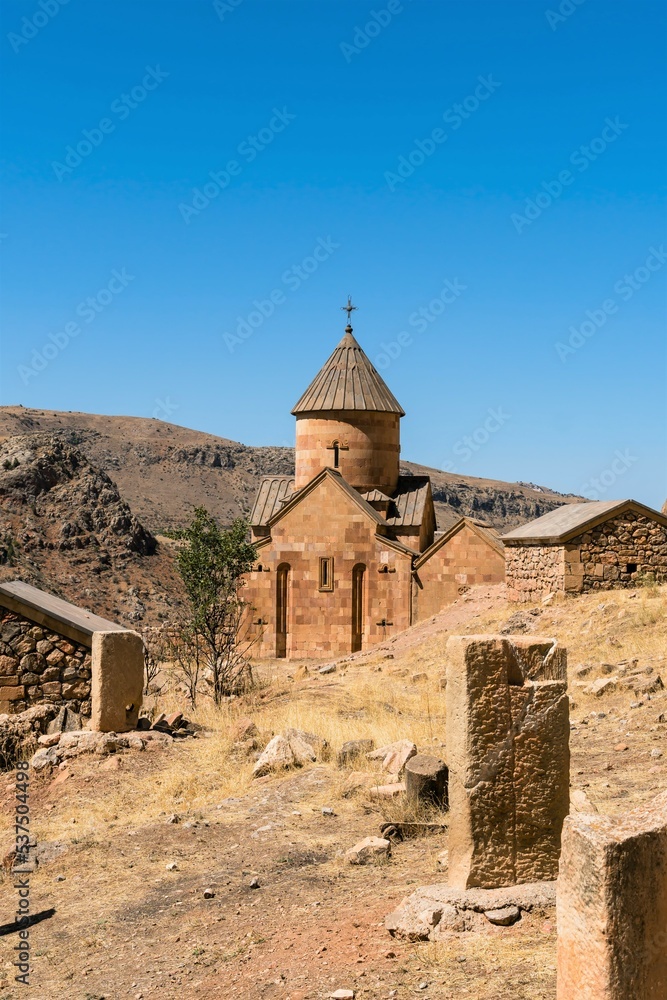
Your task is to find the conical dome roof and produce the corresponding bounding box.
[291,328,405,416]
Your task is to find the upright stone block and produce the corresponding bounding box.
[557,791,667,1000]
[90,630,144,732]
[445,635,569,890]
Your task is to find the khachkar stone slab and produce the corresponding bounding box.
[90,630,144,733]
[557,790,667,1000]
[445,635,569,890]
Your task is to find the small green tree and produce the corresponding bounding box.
[170,509,258,704]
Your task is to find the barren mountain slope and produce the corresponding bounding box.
[0,433,182,626]
[0,407,580,534]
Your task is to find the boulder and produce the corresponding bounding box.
[337,739,375,767]
[345,836,391,865]
[252,735,294,778]
[484,905,521,926]
[232,717,259,743]
[367,739,417,775]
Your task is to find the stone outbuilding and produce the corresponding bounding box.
[0,580,145,731]
[502,499,667,603]
[244,309,503,659]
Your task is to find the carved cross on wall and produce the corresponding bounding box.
[327,439,349,469]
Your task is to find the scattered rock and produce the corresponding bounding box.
[319,663,337,675]
[330,990,355,1000]
[346,836,391,865]
[166,862,178,871]
[166,814,180,824]
[252,735,294,778]
[484,905,521,926]
[411,672,428,683]
[37,733,61,748]
[633,675,664,696]
[614,743,629,752]
[368,782,406,800]
[587,677,618,697]
[232,717,259,743]
[337,739,375,767]
[203,887,215,899]
[46,706,82,735]
[249,877,260,889]
[341,771,377,798]
[386,881,555,940]
[367,739,416,775]
[321,807,335,817]
[650,749,663,759]
[570,789,598,813]
[252,729,327,777]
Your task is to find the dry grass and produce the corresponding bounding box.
[5,583,665,850]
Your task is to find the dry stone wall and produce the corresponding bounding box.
[577,510,667,590]
[505,544,564,603]
[505,510,667,603]
[0,608,91,717]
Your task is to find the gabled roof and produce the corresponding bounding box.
[263,468,417,557]
[360,489,393,504]
[291,329,405,416]
[415,516,504,569]
[250,476,295,527]
[267,467,386,529]
[0,579,127,644]
[385,476,432,528]
[501,499,667,544]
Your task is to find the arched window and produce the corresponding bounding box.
[276,563,290,658]
[351,563,366,653]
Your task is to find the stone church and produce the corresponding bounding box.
[244,308,504,658]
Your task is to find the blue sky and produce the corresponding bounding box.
[1,0,665,506]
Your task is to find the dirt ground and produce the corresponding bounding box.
[1,583,666,1000]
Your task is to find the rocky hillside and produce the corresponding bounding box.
[0,407,579,535]
[0,432,183,626]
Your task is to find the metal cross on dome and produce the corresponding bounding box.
[341,296,357,324]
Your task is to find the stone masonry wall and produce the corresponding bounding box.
[505,544,564,603]
[506,511,667,603]
[415,523,505,620]
[294,412,400,494]
[576,511,667,591]
[244,474,413,658]
[0,608,92,717]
